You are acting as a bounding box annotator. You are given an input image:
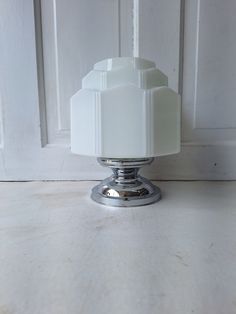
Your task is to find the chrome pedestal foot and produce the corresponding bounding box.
[91,158,161,207]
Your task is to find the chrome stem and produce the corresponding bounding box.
[91,158,161,207]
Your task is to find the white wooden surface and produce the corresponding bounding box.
[1,181,236,314]
[41,0,133,144]
[0,0,236,179]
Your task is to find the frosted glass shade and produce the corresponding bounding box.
[71,57,180,158]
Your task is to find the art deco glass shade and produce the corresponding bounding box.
[71,57,180,158]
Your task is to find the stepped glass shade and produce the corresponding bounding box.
[71,57,181,207]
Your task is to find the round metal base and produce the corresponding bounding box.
[91,158,161,207]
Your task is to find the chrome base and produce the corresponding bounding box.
[91,158,161,207]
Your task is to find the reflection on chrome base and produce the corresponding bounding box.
[91,158,161,207]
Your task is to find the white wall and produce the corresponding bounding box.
[0,0,236,180]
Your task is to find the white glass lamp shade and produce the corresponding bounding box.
[71,57,180,158]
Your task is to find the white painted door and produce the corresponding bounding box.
[0,0,235,180]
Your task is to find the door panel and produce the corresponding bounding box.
[41,0,133,144]
[183,0,236,143]
[194,0,236,129]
